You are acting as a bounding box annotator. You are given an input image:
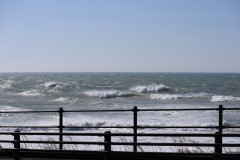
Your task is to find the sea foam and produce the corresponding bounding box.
[19,89,42,96]
[211,95,240,102]
[131,84,170,93]
[150,94,191,100]
[0,80,14,91]
[0,105,27,112]
[54,97,79,104]
[150,93,210,100]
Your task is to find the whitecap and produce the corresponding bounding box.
[85,90,122,99]
[54,97,79,104]
[84,90,135,99]
[0,105,23,112]
[211,95,240,102]
[150,94,190,100]
[150,93,211,100]
[19,89,42,96]
[131,84,170,93]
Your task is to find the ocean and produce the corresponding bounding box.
[0,72,240,151]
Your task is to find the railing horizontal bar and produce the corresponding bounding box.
[0,126,58,128]
[0,111,58,113]
[0,132,104,136]
[138,126,218,128]
[222,144,240,147]
[111,142,215,147]
[222,134,240,137]
[0,132,217,137]
[20,148,108,153]
[3,107,240,114]
[20,140,106,145]
[1,125,239,129]
[224,126,240,128]
[103,133,216,137]
[2,132,240,137]
[63,126,132,128]
[64,109,132,112]
[139,108,218,111]
[1,108,239,114]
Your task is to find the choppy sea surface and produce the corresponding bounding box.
[0,72,240,151]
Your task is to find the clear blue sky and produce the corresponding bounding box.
[0,0,239,72]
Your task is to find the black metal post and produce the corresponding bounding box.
[218,105,223,132]
[59,107,64,150]
[133,106,138,152]
[14,130,20,160]
[104,131,111,160]
[104,131,111,152]
[214,131,222,160]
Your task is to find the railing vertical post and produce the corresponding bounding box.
[104,131,111,160]
[218,105,223,132]
[13,130,20,160]
[59,107,64,150]
[133,106,138,152]
[215,131,222,160]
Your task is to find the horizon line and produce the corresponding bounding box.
[0,71,239,74]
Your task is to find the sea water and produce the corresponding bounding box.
[0,72,240,151]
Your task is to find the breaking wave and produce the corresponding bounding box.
[84,90,136,99]
[44,81,59,88]
[131,84,170,93]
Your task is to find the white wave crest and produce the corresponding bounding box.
[85,90,134,99]
[44,81,58,88]
[131,84,169,93]
[19,89,42,96]
[54,97,79,103]
[211,95,240,102]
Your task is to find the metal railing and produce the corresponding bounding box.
[0,105,240,160]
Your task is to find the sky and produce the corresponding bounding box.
[0,0,240,72]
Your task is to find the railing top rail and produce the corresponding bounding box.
[0,110,58,114]
[1,132,236,137]
[64,109,133,112]
[1,125,240,129]
[1,131,240,137]
[139,108,218,111]
[1,107,240,114]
